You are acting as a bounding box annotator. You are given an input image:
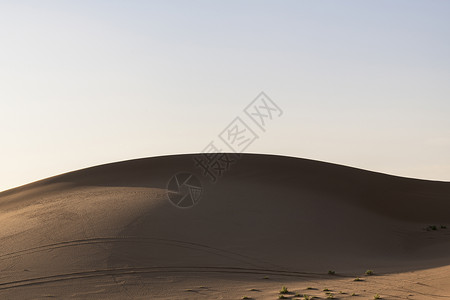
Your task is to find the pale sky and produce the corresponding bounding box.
[1,0,449,192]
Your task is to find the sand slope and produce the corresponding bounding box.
[1,154,449,299]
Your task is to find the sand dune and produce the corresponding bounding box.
[1,154,449,299]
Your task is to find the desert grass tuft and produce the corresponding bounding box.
[426,225,438,231]
[280,286,289,294]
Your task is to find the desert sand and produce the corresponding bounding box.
[0,154,449,299]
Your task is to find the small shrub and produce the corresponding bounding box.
[354,277,363,281]
[328,270,336,275]
[323,288,330,291]
[441,225,447,229]
[374,294,381,299]
[280,286,289,294]
[279,295,288,299]
[365,269,374,276]
[327,294,334,299]
[426,225,438,231]
[241,297,250,300]
[303,295,311,300]
[351,293,357,296]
